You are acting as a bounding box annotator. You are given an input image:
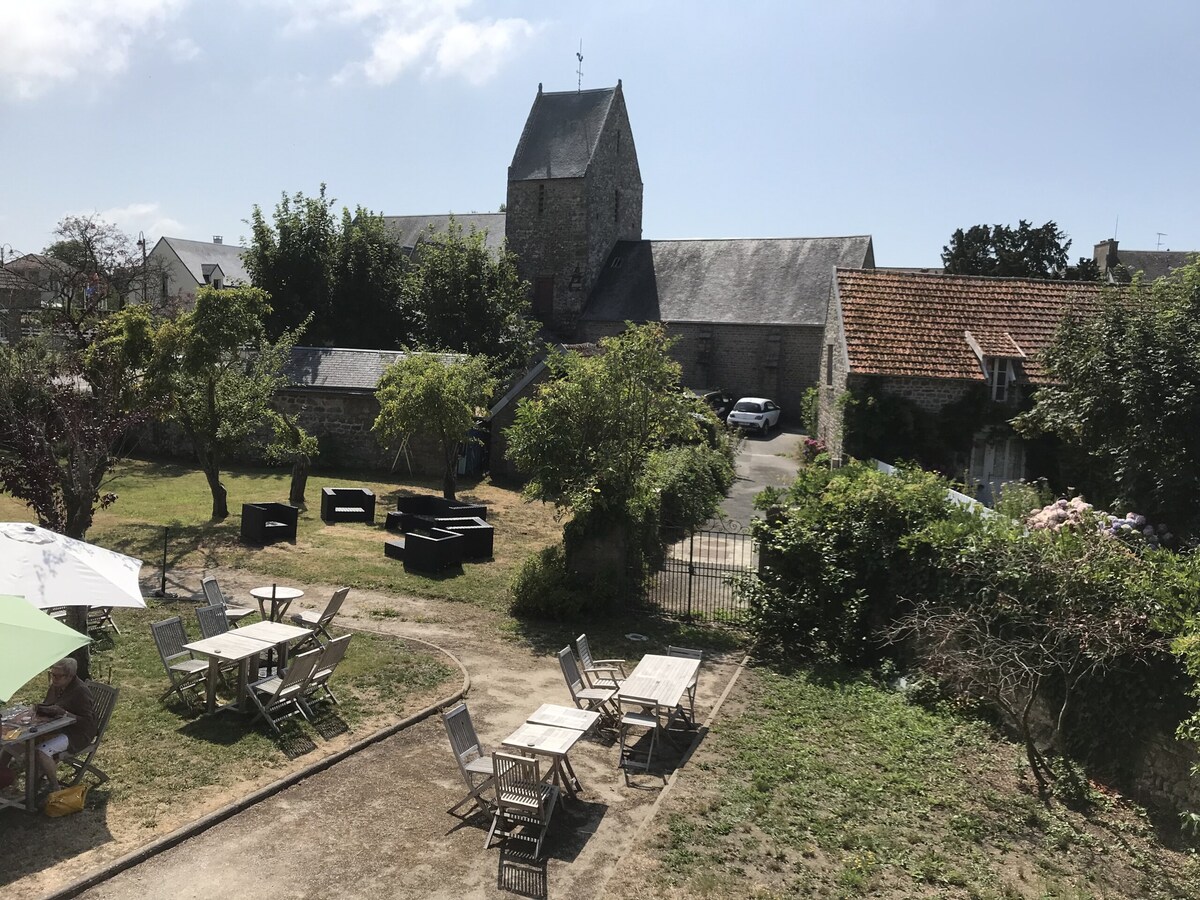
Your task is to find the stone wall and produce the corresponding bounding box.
[137,388,446,477]
[505,85,643,336]
[574,319,823,425]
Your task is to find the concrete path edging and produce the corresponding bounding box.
[597,652,752,898]
[42,631,471,900]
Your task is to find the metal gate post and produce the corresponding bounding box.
[686,530,695,621]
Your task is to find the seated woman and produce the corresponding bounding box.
[1,658,97,794]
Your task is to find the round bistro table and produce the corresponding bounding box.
[249,584,304,623]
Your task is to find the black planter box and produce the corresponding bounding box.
[430,516,494,560]
[395,494,487,521]
[241,502,299,544]
[321,487,376,524]
[403,528,464,573]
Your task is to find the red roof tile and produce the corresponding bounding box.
[836,269,1105,383]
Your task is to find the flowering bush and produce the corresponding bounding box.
[1025,497,1171,549]
[801,436,827,463]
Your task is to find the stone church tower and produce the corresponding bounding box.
[505,81,643,336]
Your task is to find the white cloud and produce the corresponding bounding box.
[0,0,189,100]
[92,203,184,241]
[275,0,538,87]
[169,37,202,63]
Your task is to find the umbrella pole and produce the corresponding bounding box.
[151,526,179,600]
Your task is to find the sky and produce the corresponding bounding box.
[2,0,1198,268]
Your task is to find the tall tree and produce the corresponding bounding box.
[942,220,1098,280]
[244,185,408,346]
[152,286,303,519]
[1014,259,1200,537]
[504,323,724,586]
[0,217,158,539]
[403,220,537,374]
[373,352,497,500]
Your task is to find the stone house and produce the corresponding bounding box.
[818,269,1104,500]
[496,81,874,421]
[576,236,874,414]
[146,235,249,310]
[277,347,456,475]
[1092,238,1195,284]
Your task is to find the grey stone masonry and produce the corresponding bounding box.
[506,82,643,336]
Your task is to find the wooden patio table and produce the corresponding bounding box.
[0,707,76,813]
[618,653,701,728]
[249,585,304,623]
[501,721,588,798]
[235,620,311,673]
[183,632,275,714]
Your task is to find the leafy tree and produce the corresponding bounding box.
[151,286,303,519]
[505,323,731,606]
[245,185,408,346]
[373,352,497,500]
[265,409,319,506]
[1014,259,1200,537]
[0,216,159,675]
[942,220,1098,280]
[403,219,537,374]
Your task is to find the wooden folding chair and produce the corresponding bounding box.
[443,702,495,817]
[667,645,703,727]
[575,633,626,690]
[150,616,207,709]
[557,647,616,724]
[246,649,321,735]
[617,693,663,784]
[289,587,350,648]
[485,752,559,860]
[60,682,119,787]
[302,634,352,708]
[195,604,230,639]
[200,575,255,627]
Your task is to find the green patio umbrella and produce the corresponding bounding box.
[0,593,90,703]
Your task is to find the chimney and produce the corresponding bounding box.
[1093,238,1117,270]
[212,235,223,245]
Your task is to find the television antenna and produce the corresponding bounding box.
[576,40,584,91]
[1156,232,1168,250]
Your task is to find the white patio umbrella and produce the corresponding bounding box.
[0,523,145,610]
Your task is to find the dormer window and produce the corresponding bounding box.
[988,357,1015,402]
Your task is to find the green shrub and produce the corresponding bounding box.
[743,461,955,662]
[509,544,590,620]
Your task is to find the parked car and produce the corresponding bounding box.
[727,397,782,435]
[693,388,736,422]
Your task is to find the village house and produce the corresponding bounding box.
[817,269,1105,501]
[146,235,250,310]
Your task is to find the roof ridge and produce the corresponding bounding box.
[838,267,1104,288]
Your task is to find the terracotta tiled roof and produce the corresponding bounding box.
[836,269,1105,383]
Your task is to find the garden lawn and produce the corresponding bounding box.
[0,604,455,890]
[0,458,562,612]
[623,665,1200,900]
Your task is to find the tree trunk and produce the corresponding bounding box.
[289,456,310,506]
[202,459,228,520]
[442,440,458,500]
[65,606,91,681]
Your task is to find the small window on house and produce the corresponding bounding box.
[825,343,834,386]
[538,184,545,215]
[160,273,169,302]
[616,129,622,154]
[609,256,623,269]
[213,278,222,290]
[614,189,620,223]
[989,358,1013,402]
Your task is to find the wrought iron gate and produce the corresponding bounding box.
[646,526,758,623]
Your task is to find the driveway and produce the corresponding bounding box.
[719,426,803,527]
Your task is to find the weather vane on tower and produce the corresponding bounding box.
[576,40,584,91]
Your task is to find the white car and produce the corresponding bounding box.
[727,397,782,435]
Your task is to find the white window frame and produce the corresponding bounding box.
[988,357,1015,402]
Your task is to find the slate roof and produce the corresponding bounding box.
[282,347,463,393]
[509,86,616,181]
[157,237,250,287]
[835,269,1105,383]
[381,214,506,255]
[581,237,874,327]
[1109,249,1195,283]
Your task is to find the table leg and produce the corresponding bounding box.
[25,738,37,811]
[560,754,582,795]
[205,659,220,714]
[236,657,252,711]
